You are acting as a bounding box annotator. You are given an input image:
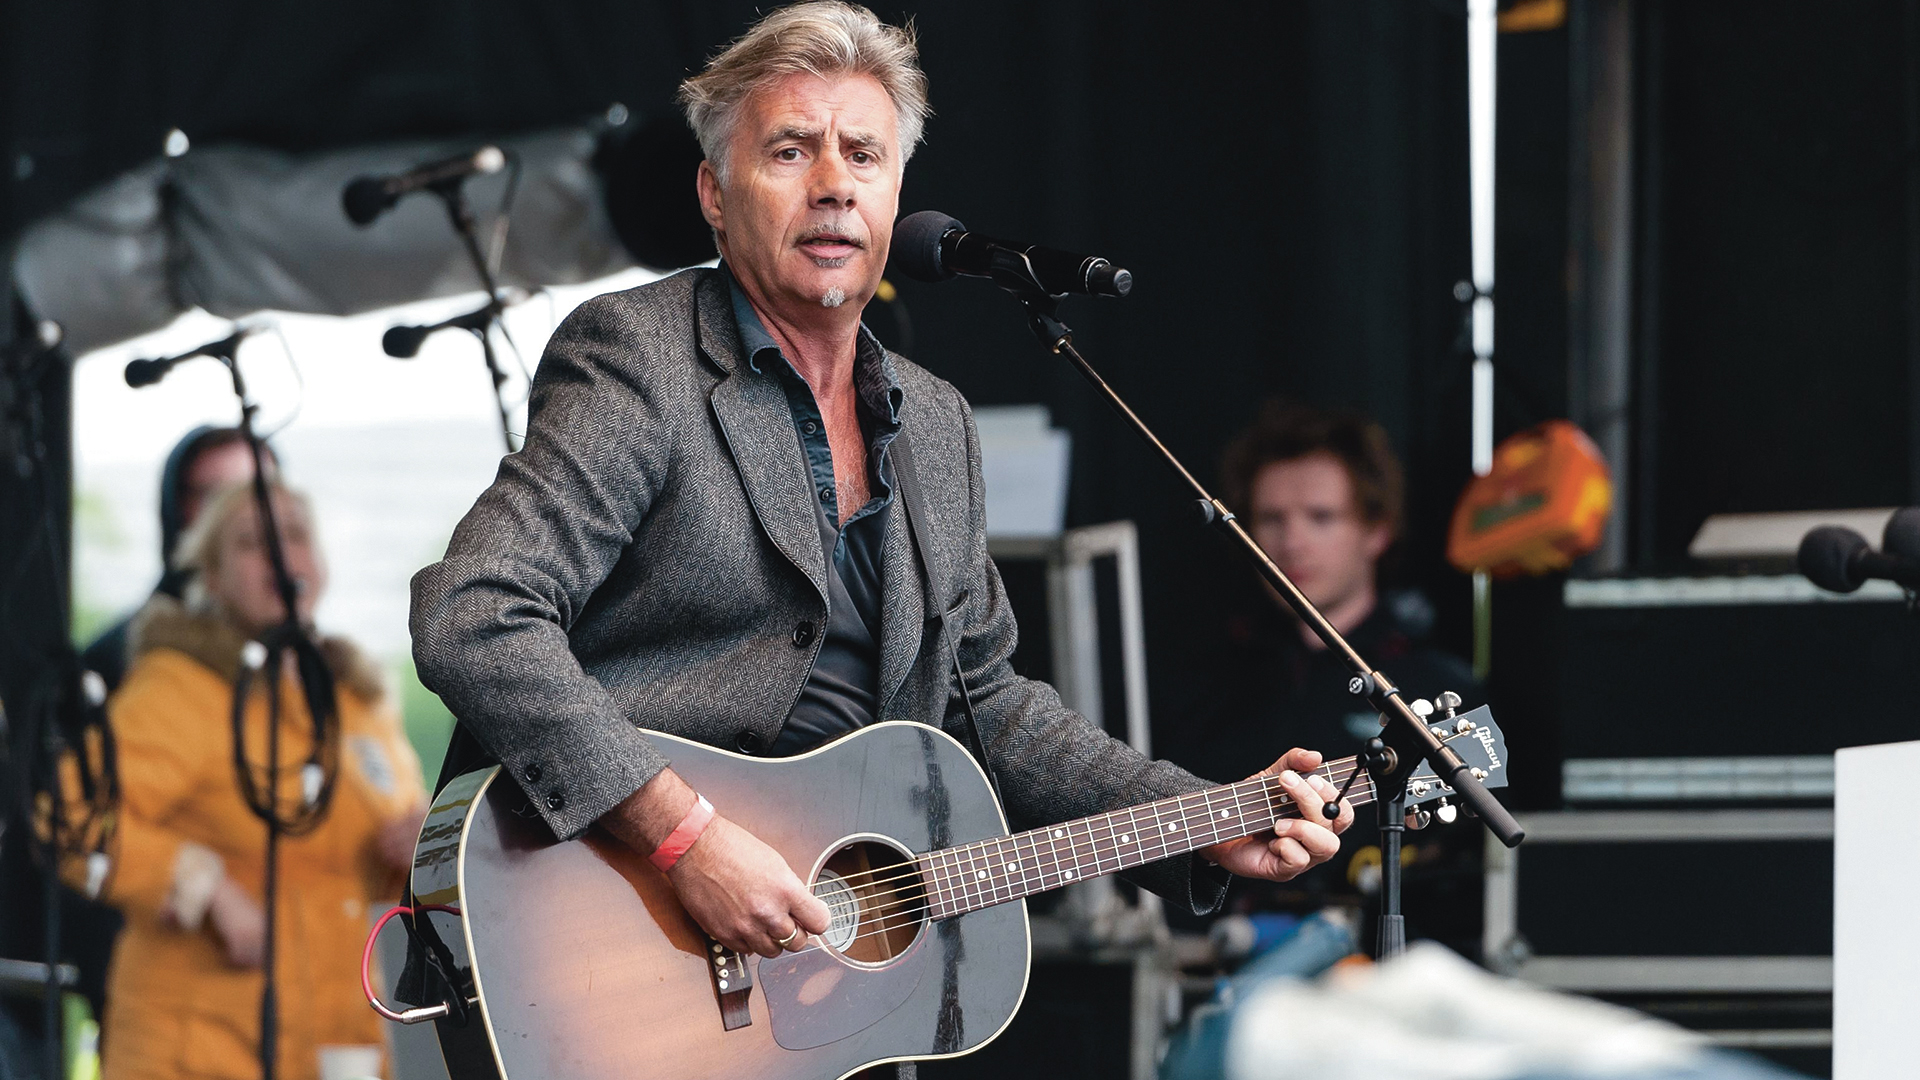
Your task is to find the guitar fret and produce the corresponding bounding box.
[920,853,942,921]
[1070,817,1095,882]
[995,835,1021,904]
[1016,830,1043,901]
[1099,807,1125,880]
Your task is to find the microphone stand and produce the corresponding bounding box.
[998,287,1525,959]
[429,179,519,453]
[200,338,340,1080]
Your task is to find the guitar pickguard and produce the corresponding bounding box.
[760,931,928,1050]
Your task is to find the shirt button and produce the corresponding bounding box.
[734,730,764,754]
[545,792,565,812]
[803,421,818,435]
[792,621,816,648]
[819,486,834,504]
[522,763,543,783]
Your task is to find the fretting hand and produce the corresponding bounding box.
[1196,748,1353,881]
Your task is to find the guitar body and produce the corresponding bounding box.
[410,722,1032,1080]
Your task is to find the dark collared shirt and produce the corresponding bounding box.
[724,268,904,755]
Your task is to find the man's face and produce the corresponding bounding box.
[697,72,901,316]
[180,440,259,526]
[1248,453,1390,615]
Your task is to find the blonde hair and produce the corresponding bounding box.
[172,480,316,614]
[678,2,930,185]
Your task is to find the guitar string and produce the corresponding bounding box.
[803,759,1367,901]
[826,772,1381,929]
[807,779,1334,922]
[803,762,1374,909]
[805,767,1378,923]
[792,770,1385,952]
[786,776,1381,959]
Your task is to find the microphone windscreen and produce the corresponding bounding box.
[124,358,166,388]
[891,211,964,283]
[342,177,393,226]
[1798,525,1870,593]
[382,324,431,359]
[1883,507,1920,563]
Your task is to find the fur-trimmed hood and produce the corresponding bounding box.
[127,594,388,703]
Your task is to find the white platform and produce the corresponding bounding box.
[1833,740,1920,1080]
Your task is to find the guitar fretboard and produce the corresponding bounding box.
[915,756,1381,920]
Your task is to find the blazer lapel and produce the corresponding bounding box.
[875,486,926,717]
[697,273,828,600]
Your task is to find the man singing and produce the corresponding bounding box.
[410,0,1352,973]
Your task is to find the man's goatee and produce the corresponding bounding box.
[821,287,847,309]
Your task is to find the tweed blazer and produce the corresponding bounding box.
[409,267,1226,912]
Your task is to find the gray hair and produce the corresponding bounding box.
[678,2,930,185]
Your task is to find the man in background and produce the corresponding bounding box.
[81,426,267,691]
[1165,401,1479,949]
[1174,401,1476,782]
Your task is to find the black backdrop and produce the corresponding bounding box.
[6,0,1918,808]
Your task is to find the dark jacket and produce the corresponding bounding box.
[80,425,230,692]
[409,267,1227,913]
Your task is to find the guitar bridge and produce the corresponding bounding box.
[705,937,754,1030]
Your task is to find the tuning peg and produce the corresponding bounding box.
[1471,767,1488,781]
[1404,807,1432,830]
[1411,698,1434,718]
[1454,716,1476,735]
[1433,798,1458,825]
[1436,691,1462,719]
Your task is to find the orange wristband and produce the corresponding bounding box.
[648,794,714,873]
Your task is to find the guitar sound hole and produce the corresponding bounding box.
[814,839,927,966]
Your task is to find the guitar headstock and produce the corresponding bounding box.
[1403,706,1507,824]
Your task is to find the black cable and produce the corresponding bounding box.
[0,321,116,1080]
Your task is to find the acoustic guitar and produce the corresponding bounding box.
[407,710,1508,1079]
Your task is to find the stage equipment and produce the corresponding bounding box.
[889,208,1523,962]
[124,326,339,1080]
[1,315,116,1080]
[1446,420,1612,578]
[1798,521,1920,595]
[341,147,507,226]
[892,211,1132,299]
[1483,809,1836,1074]
[1561,576,1916,784]
[392,719,1506,1079]
[350,148,526,452]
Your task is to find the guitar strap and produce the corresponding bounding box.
[889,427,1003,804]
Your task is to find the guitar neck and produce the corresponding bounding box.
[919,754,1381,920]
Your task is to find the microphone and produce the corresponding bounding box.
[891,210,1133,298]
[124,324,260,388]
[382,288,529,358]
[1881,506,1920,565]
[1798,524,1920,593]
[342,146,507,226]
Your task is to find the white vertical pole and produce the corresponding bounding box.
[1468,0,1498,679]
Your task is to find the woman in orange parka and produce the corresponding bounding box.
[72,479,426,1080]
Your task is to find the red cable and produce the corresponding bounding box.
[361,904,461,1021]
